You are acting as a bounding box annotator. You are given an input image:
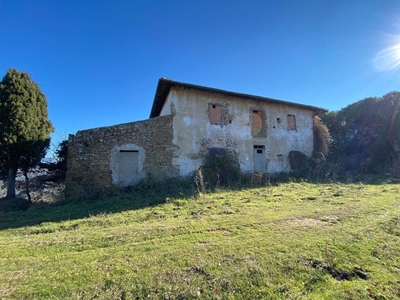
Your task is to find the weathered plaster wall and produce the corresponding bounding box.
[160,87,315,175]
[66,115,179,193]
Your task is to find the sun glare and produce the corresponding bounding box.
[395,44,400,60]
[373,37,400,72]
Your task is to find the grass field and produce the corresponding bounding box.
[0,180,399,299]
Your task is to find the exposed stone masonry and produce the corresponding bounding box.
[66,115,179,194]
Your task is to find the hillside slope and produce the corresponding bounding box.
[0,182,399,299]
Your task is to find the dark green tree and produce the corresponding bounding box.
[321,92,400,174]
[0,69,54,199]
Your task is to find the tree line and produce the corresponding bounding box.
[321,91,400,177]
[1,67,399,204]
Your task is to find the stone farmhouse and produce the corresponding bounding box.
[66,78,326,193]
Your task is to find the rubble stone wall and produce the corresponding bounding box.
[66,115,179,194]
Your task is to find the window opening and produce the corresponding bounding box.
[250,109,266,137]
[252,110,263,128]
[254,145,265,156]
[209,147,227,157]
[209,104,222,124]
[287,114,296,130]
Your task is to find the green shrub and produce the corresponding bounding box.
[200,151,241,188]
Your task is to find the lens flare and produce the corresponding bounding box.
[373,41,400,72]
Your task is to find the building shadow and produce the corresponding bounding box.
[0,178,196,230]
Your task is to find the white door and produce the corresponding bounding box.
[253,145,267,173]
[118,150,139,186]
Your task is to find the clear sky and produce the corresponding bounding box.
[1,0,400,142]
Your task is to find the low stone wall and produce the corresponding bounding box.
[66,115,180,194]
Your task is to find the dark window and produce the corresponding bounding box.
[209,104,222,124]
[254,146,264,155]
[209,147,227,157]
[287,114,296,130]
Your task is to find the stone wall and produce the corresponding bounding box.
[66,115,180,194]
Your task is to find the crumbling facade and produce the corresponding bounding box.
[66,78,326,193]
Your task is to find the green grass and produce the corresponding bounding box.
[0,181,399,299]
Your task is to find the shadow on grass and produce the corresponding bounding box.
[1,173,396,231]
[0,177,197,230]
[287,172,396,186]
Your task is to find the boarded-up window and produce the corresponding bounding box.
[251,109,266,137]
[252,110,263,128]
[209,104,222,124]
[287,114,296,130]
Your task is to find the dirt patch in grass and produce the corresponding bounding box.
[285,215,340,227]
[298,258,368,281]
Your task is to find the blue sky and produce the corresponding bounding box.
[1,0,400,142]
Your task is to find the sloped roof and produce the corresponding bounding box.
[149,78,327,118]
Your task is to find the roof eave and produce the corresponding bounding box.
[150,78,327,118]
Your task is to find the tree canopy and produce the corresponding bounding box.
[0,68,54,199]
[321,91,400,174]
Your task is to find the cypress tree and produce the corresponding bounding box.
[0,68,54,199]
